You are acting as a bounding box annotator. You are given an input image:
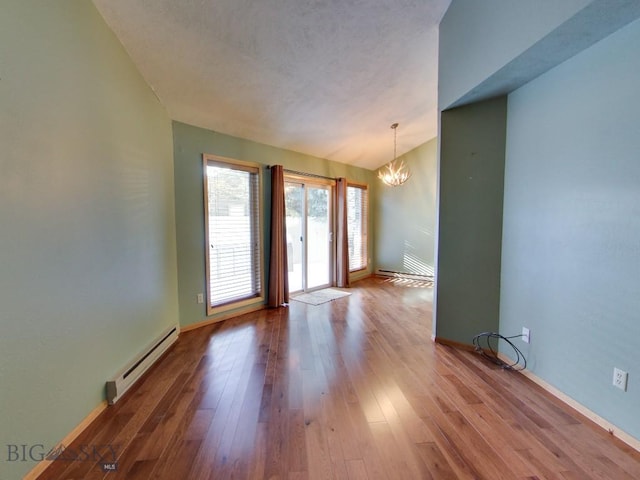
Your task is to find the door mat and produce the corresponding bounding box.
[291,288,352,306]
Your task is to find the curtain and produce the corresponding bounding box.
[336,177,350,288]
[268,165,289,307]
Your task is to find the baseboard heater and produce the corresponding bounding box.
[375,269,434,281]
[106,324,179,405]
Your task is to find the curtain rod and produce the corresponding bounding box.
[267,165,336,181]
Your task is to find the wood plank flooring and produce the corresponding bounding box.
[38,277,640,479]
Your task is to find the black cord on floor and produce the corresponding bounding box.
[472,332,527,371]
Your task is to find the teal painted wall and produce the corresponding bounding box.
[172,121,375,328]
[0,2,178,478]
[375,138,437,276]
[500,17,640,440]
[434,97,507,343]
[439,0,590,109]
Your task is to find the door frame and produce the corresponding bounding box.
[284,174,335,293]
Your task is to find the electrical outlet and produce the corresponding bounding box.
[197,293,204,304]
[522,327,530,344]
[613,368,628,391]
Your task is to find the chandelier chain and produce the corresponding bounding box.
[391,122,399,162]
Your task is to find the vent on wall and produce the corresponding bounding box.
[106,325,179,405]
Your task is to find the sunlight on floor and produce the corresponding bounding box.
[382,276,434,288]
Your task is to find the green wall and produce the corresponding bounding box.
[500,17,640,440]
[439,0,590,109]
[172,121,375,328]
[0,2,178,478]
[434,97,507,344]
[439,0,640,111]
[375,138,437,277]
[439,0,640,444]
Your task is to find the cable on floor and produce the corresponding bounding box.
[472,332,527,371]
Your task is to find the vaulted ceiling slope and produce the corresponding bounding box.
[92,0,451,170]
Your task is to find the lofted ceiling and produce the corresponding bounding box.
[92,0,451,170]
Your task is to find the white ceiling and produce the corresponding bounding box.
[92,0,451,170]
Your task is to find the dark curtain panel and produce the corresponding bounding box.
[268,165,289,307]
[336,177,350,288]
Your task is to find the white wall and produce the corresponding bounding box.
[501,17,640,439]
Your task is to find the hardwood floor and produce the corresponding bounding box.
[38,277,640,479]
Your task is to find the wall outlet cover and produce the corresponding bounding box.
[613,367,628,391]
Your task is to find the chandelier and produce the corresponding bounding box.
[378,123,411,186]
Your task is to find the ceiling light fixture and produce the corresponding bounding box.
[378,123,411,187]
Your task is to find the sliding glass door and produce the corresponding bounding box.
[285,180,333,293]
[306,185,331,289]
[285,183,304,292]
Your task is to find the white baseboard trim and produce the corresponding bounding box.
[500,354,640,452]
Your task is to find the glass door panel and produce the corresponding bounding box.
[285,183,304,293]
[306,185,331,290]
[285,180,333,293]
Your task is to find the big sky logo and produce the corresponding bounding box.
[6,444,119,471]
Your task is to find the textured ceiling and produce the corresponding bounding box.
[92,0,451,170]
